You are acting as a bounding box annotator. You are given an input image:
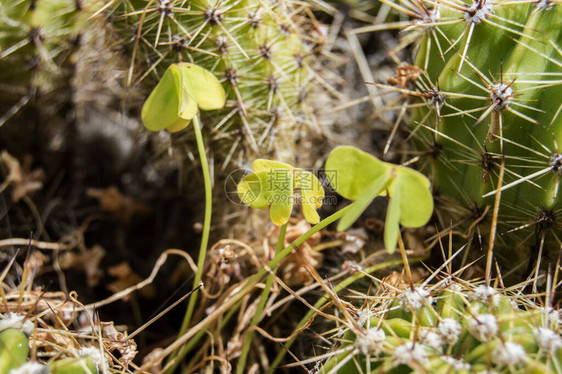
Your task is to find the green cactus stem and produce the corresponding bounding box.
[364,0,562,274]
[320,281,561,373]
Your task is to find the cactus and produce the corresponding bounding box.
[0,0,96,116]
[319,278,562,373]
[48,356,98,374]
[0,313,105,374]
[0,328,29,374]
[365,0,562,272]
[107,0,322,163]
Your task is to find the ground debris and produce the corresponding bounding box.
[58,245,105,287]
[87,186,149,223]
[0,151,44,202]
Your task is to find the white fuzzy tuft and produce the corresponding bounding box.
[399,288,433,311]
[416,7,441,27]
[393,342,427,365]
[9,362,49,374]
[355,328,386,355]
[492,342,526,366]
[489,83,514,111]
[419,330,443,350]
[438,318,462,344]
[0,313,34,335]
[464,1,494,24]
[442,356,471,371]
[534,327,562,353]
[471,285,500,305]
[79,346,108,373]
[468,314,497,341]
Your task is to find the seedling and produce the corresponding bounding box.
[141,63,226,133]
[141,62,225,369]
[234,158,326,371]
[237,159,325,225]
[326,146,433,253]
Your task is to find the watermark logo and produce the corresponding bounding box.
[224,169,339,206]
[224,168,255,206]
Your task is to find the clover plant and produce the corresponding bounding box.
[141,63,226,133]
[235,158,326,371]
[326,146,433,252]
[141,62,226,363]
[237,159,325,225]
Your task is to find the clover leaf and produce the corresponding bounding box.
[326,146,433,253]
[141,63,226,132]
[237,159,324,225]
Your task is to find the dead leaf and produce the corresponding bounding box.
[337,228,368,254]
[403,227,434,256]
[107,262,155,300]
[101,321,138,367]
[87,186,149,223]
[387,63,422,89]
[0,151,44,202]
[59,245,105,287]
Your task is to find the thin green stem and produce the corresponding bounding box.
[157,207,349,374]
[236,223,287,373]
[180,114,212,338]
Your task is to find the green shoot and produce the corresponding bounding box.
[236,223,288,373]
[234,159,324,370]
[140,62,226,368]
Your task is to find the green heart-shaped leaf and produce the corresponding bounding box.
[269,170,294,225]
[325,146,388,200]
[395,169,433,228]
[142,64,193,132]
[237,171,270,209]
[298,170,324,224]
[141,63,225,133]
[178,63,226,111]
